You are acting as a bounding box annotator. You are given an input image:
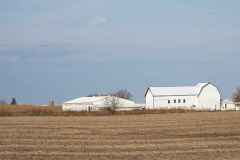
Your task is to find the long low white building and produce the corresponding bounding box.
[221,99,240,111]
[62,96,143,112]
[145,82,221,111]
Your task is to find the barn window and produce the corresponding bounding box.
[174,99,176,103]
[168,100,170,104]
[183,99,186,103]
[178,99,181,103]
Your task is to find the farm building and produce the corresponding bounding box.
[145,82,221,111]
[221,99,240,111]
[62,96,143,112]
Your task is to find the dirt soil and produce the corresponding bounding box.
[0,112,240,160]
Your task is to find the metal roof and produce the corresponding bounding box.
[223,99,235,104]
[64,96,107,104]
[63,96,136,105]
[147,83,209,96]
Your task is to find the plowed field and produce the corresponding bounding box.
[0,112,240,160]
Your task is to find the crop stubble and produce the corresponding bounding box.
[0,112,240,160]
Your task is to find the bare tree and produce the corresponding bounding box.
[111,89,133,100]
[88,89,133,100]
[87,94,95,97]
[87,93,108,97]
[104,96,119,114]
[232,87,240,102]
[0,99,7,105]
[48,100,55,107]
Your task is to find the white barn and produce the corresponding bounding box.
[62,96,143,112]
[145,82,221,111]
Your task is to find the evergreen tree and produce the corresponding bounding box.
[10,97,17,105]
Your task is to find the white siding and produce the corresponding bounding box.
[62,104,94,112]
[221,103,236,111]
[198,84,220,111]
[220,100,238,111]
[145,90,154,109]
[152,96,198,109]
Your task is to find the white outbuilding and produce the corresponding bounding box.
[145,82,221,111]
[221,99,236,111]
[62,96,143,112]
[221,99,240,111]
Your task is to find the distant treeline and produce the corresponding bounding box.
[0,97,17,105]
[88,89,133,100]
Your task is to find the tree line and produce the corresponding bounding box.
[0,98,17,105]
[232,87,240,102]
[87,89,133,100]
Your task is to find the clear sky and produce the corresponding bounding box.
[0,0,240,104]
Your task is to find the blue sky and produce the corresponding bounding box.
[0,0,240,104]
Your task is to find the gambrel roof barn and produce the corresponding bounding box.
[145,82,221,111]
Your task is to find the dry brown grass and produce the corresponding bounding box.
[0,104,198,117]
[0,105,62,116]
[0,112,240,160]
[0,105,110,116]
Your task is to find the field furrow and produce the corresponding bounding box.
[0,112,240,159]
